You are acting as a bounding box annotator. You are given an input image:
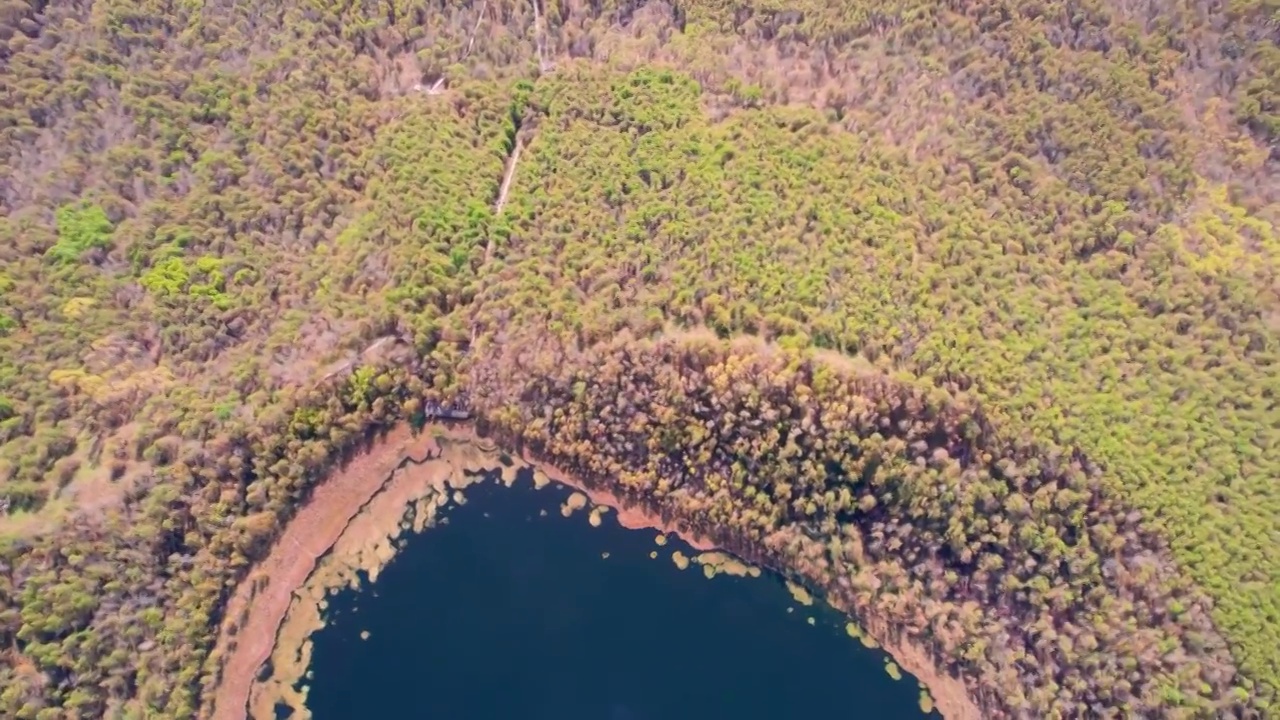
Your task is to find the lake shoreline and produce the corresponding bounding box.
[203,422,979,720]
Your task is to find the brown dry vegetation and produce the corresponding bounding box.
[1,0,1278,717]
[205,425,440,720]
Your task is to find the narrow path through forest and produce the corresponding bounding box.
[471,135,524,345]
[465,0,488,58]
[532,0,549,73]
[423,0,487,94]
[486,136,523,263]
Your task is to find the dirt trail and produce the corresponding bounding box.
[532,0,548,73]
[420,0,486,95]
[206,423,980,720]
[465,0,488,59]
[473,134,524,344]
[485,135,522,263]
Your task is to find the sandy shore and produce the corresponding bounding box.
[204,423,979,720]
[518,449,718,553]
[203,426,441,720]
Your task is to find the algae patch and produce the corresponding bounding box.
[844,619,878,648]
[587,505,610,527]
[561,491,588,517]
[786,580,814,606]
[694,551,761,579]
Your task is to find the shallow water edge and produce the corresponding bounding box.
[202,423,979,720]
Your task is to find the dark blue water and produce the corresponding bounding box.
[303,472,937,719]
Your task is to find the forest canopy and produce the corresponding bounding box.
[0,0,1278,717]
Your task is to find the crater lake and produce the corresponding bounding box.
[299,471,941,720]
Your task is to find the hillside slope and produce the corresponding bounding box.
[0,0,1277,717]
